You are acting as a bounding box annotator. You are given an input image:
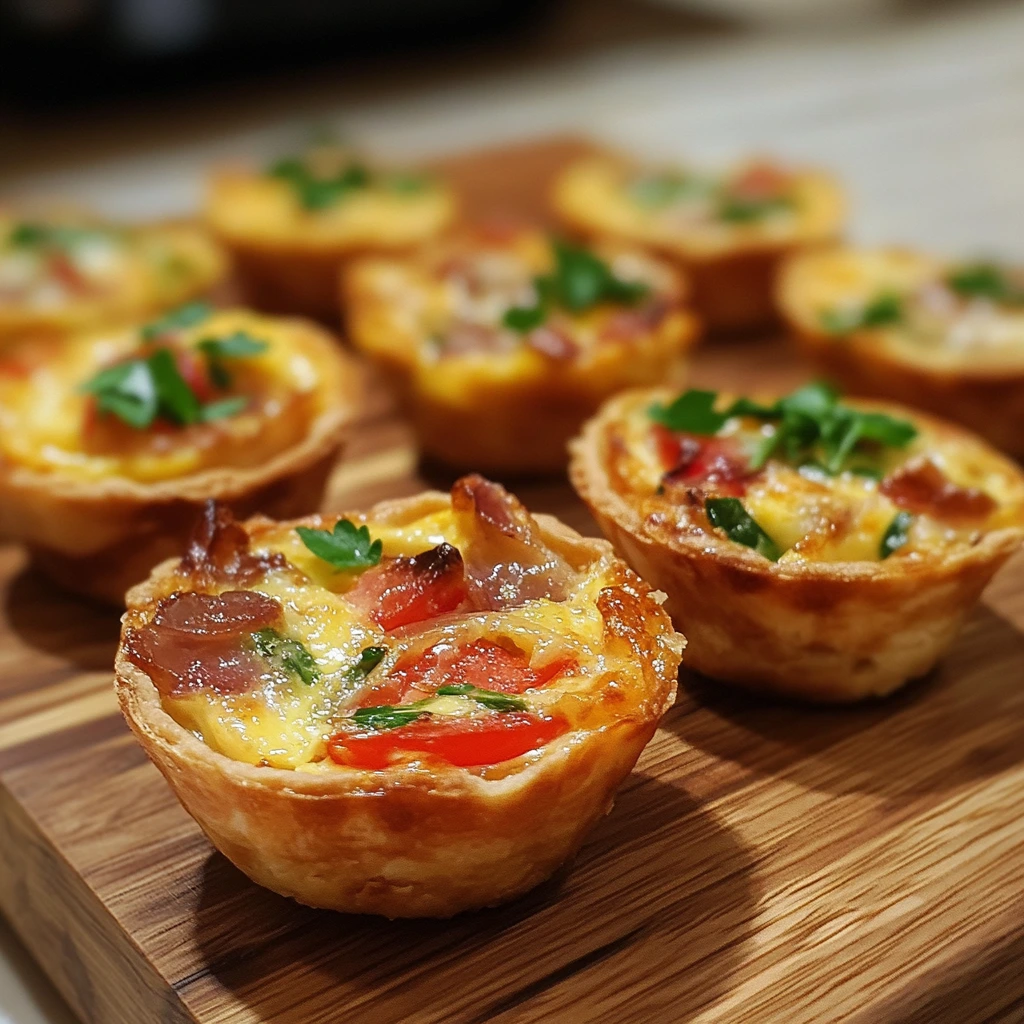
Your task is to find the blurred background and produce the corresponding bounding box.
[1,0,1023,1022]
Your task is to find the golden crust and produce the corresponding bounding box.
[343,228,700,473]
[569,389,1024,702]
[206,168,456,320]
[114,490,683,917]
[779,245,1024,459]
[551,156,845,333]
[0,319,358,605]
[0,217,228,347]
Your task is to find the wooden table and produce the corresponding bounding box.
[2,2,1024,1021]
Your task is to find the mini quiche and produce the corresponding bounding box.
[343,224,699,473]
[206,142,456,320]
[570,381,1024,701]
[551,155,844,333]
[779,246,1024,458]
[114,475,683,917]
[0,303,354,605]
[0,209,227,347]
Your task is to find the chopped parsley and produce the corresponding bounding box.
[344,645,388,682]
[627,172,714,208]
[269,156,371,210]
[946,262,1024,305]
[350,705,426,731]
[140,301,212,341]
[296,519,383,572]
[435,683,528,712]
[651,382,916,476]
[705,497,782,561]
[197,330,269,387]
[7,222,109,250]
[717,195,793,222]
[252,628,320,685]
[503,240,649,333]
[880,511,913,559]
[820,293,903,334]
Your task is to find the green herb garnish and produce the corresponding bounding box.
[197,330,269,387]
[717,195,793,222]
[651,382,916,477]
[344,646,388,682]
[820,293,903,334]
[705,497,782,561]
[296,519,383,572]
[140,301,212,341]
[252,628,320,685]
[628,173,713,208]
[8,222,108,250]
[503,240,649,333]
[880,511,913,559]
[946,262,1024,305]
[269,156,371,210]
[200,396,249,422]
[350,706,427,731]
[435,683,528,712]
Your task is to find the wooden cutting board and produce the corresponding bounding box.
[2,138,1023,1024]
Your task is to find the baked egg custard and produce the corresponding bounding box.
[780,246,1024,457]
[570,382,1024,700]
[551,155,844,332]
[115,476,683,917]
[344,223,699,472]
[206,142,455,319]
[0,210,227,346]
[0,304,354,604]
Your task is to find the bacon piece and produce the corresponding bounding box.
[729,162,792,201]
[654,425,751,498]
[182,501,289,586]
[365,638,575,706]
[880,458,997,522]
[125,589,283,697]
[438,322,516,357]
[47,251,91,294]
[450,474,579,609]
[599,300,670,342]
[346,543,470,631]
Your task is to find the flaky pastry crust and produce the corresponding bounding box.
[0,319,357,605]
[343,228,700,473]
[569,389,1024,702]
[114,489,683,917]
[779,245,1024,458]
[551,156,845,333]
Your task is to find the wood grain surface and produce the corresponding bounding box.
[1,138,1023,1024]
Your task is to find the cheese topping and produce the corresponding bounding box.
[123,478,679,774]
[0,308,340,482]
[605,386,1024,565]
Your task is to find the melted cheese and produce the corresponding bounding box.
[0,309,339,482]
[611,391,1024,564]
[159,508,631,770]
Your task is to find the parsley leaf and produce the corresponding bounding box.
[717,195,793,222]
[435,683,528,712]
[628,173,713,208]
[820,293,903,334]
[252,628,320,685]
[350,705,426,731]
[880,511,913,559]
[8,222,107,250]
[140,301,212,341]
[296,519,383,572]
[344,645,388,682]
[197,330,269,387]
[504,241,649,333]
[946,263,1024,304]
[649,389,729,434]
[705,497,782,561]
[201,396,249,421]
[269,156,371,210]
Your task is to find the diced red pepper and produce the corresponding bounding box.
[327,712,569,770]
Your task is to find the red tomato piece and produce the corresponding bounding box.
[653,424,750,497]
[372,639,575,706]
[327,712,569,770]
[729,162,791,202]
[347,544,470,631]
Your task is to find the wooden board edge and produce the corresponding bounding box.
[0,781,195,1024]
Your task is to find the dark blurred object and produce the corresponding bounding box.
[0,0,550,111]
